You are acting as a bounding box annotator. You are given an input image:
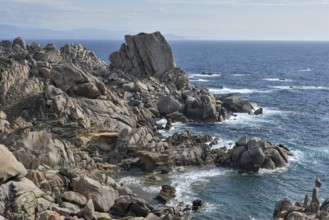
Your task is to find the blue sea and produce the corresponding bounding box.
[28,39,329,219]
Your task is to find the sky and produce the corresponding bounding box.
[1,0,329,40]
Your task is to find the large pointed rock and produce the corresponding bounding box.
[109,31,176,78]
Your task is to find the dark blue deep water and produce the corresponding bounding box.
[27,39,329,219]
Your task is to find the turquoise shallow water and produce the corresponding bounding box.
[28,39,329,219]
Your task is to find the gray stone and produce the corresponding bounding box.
[220,95,254,114]
[13,37,27,50]
[157,95,181,115]
[155,185,176,204]
[82,199,96,220]
[265,148,287,168]
[63,191,88,206]
[13,129,75,169]
[0,144,27,183]
[247,137,262,149]
[254,107,263,115]
[235,135,249,146]
[110,195,152,217]
[36,198,52,212]
[62,202,80,215]
[71,176,119,212]
[0,112,6,120]
[110,31,176,78]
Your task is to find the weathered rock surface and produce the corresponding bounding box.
[155,185,176,204]
[273,178,329,220]
[219,94,255,114]
[110,195,153,217]
[71,175,119,212]
[110,31,176,78]
[108,31,238,123]
[217,136,292,171]
[0,144,27,183]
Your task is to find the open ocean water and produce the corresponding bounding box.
[28,39,329,219]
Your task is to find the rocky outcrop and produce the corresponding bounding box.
[217,136,292,171]
[219,94,255,114]
[108,31,235,123]
[155,185,176,204]
[0,33,273,219]
[273,178,329,220]
[110,31,176,78]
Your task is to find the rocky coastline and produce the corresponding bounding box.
[274,178,329,220]
[0,32,292,219]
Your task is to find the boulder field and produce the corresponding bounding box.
[0,32,292,219]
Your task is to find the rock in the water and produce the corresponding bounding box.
[273,178,329,220]
[220,95,254,114]
[218,136,292,171]
[155,185,176,203]
[0,144,27,183]
[254,107,263,115]
[192,199,206,211]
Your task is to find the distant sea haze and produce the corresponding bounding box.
[0,25,187,41]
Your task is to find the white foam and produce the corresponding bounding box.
[168,167,231,205]
[158,122,185,137]
[222,107,285,126]
[119,176,143,187]
[189,73,220,78]
[189,79,209,82]
[298,68,311,72]
[257,166,288,175]
[322,116,329,122]
[289,149,304,163]
[156,118,167,128]
[211,138,235,149]
[263,78,292,82]
[209,87,270,95]
[232,74,246,77]
[119,176,161,194]
[272,85,329,90]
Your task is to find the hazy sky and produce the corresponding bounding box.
[1,0,329,40]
